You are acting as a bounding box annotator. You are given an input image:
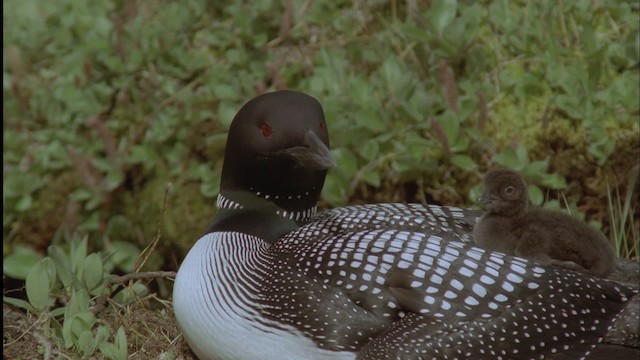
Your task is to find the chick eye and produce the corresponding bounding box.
[504,186,515,195]
[260,123,273,137]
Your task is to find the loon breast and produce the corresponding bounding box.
[173,232,356,360]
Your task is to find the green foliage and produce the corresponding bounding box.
[25,258,55,311]
[99,326,128,360]
[3,233,143,359]
[3,245,44,279]
[3,0,638,270]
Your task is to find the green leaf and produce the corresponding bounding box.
[467,184,484,206]
[515,144,529,164]
[71,311,96,339]
[50,306,66,317]
[3,296,36,313]
[104,170,124,192]
[115,326,128,360]
[25,258,52,311]
[217,101,240,128]
[72,237,88,279]
[332,148,358,181]
[48,245,73,288]
[555,94,582,120]
[492,147,521,170]
[542,199,562,212]
[95,325,111,345]
[450,136,469,153]
[451,154,477,170]
[362,171,381,188]
[438,111,460,146]
[16,194,33,212]
[113,282,148,304]
[67,289,90,316]
[360,140,380,162]
[79,330,97,356]
[3,246,44,280]
[64,304,96,347]
[85,195,103,211]
[83,253,104,290]
[200,174,220,198]
[489,0,511,31]
[381,56,406,93]
[523,160,549,178]
[107,241,140,273]
[213,84,236,100]
[588,137,616,166]
[321,173,349,207]
[62,312,74,348]
[128,145,156,165]
[69,188,93,201]
[100,342,121,360]
[431,0,458,35]
[540,173,567,190]
[45,256,57,289]
[399,23,430,42]
[360,108,386,132]
[528,184,544,206]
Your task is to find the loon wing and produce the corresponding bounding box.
[265,224,637,359]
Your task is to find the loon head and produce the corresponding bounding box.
[479,168,528,216]
[212,90,335,240]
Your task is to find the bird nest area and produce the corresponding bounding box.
[3,295,196,360]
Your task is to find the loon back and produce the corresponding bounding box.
[271,210,636,359]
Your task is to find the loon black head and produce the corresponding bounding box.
[211,90,335,241]
[479,168,528,216]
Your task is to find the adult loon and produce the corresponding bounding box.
[173,90,638,360]
[473,168,615,277]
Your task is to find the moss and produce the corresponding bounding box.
[163,181,217,256]
[117,172,216,268]
[488,93,553,151]
[6,171,81,252]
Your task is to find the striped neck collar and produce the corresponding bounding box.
[216,192,318,224]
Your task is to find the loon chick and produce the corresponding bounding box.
[473,168,615,277]
[174,91,637,360]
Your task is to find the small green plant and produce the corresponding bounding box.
[607,166,639,259]
[3,244,44,280]
[3,234,143,360]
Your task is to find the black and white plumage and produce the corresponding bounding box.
[473,168,615,277]
[173,91,638,360]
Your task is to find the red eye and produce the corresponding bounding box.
[261,123,273,137]
[320,121,325,132]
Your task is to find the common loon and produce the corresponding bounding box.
[473,168,615,277]
[173,90,638,360]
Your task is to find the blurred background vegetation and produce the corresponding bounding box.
[3,0,639,358]
[4,0,639,275]
[4,0,639,274]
